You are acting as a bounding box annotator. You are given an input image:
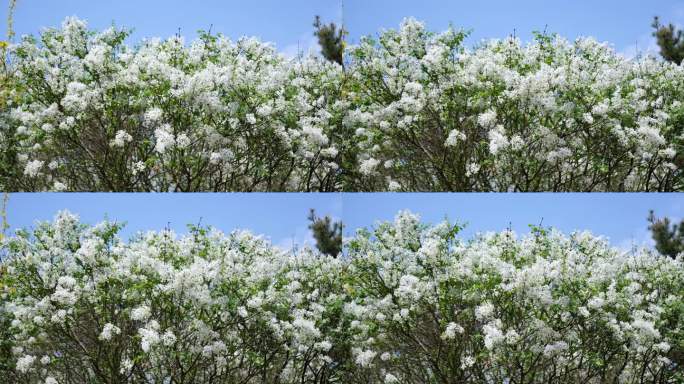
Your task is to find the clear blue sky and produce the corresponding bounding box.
[343,194,683,250]
[2,1,683,57]
[6,193,342,249]
[6,193,682,250]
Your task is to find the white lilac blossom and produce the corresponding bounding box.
[110,130,133,148]
[444,129,466,147]
[15,355,36,373]
[345,18,683,191]
[154,125,175,154]
[99,323,121,341]
[387,180,401,191]
[359,158,381,176]
[355,350,377,367]
[3,17,343,192]
[342,210,684,383]
[441,322,465,340]
[23,160,43,177]
[1,17,681,191]
[1,210,348,383]
[131,306,151,321]
[1,210,683,383]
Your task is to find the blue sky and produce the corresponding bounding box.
[342,194,683,250]
[2,1,684,57]
[5,193,682,250]
[6,193,342,249]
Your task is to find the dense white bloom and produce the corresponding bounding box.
[465,162,480,177]
[445,129,466,146]
[16,354,36,373]
[302,126,329,146]
[176,133,191,149]
[24,160,44,177]
[543,341,569,357]
[85,44,109,68]
[99,323,121,341]
[144,108,163,126]
[587,296,605,309]
[355,349,377,367]
[51,309,67,324]
[315,340,332,352]
[461,355,476,369]
[237,306,248,318]
[360,158,381,175]
[110,130,133,147]
[1,204,683,382]
[2,17,682,192]
[139,326,160,352]
[340,210,684,381]
[53,181,67,191]
[488,125,508,155]
[51,287,77,306]
[131,306,151,321]
[632,319,661,340]
[483,322,504,350]
[387,180,401,191]
[161,330,177,346]
[154,125,175,154]
[475,303,495,320]
[578,307,590,317]
[58,276,76,288]
[131,161,146,175]
[442,322,464,340]
[256,105,273,117]
[478,110,497,128]
[320,147,339,158]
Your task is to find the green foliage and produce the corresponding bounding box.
[313,15,346,66]
[2,18,683,192]
[307,208,343,257]
[652,16,684,65]
[648,210,684,258]
[2,211,684,382]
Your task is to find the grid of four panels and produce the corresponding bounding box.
[1,1,683,383]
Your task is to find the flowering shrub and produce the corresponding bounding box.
[345,211,684,383]
[3,17,346,191]
[1,17,683,191]
[347,21,684,191]
[0,211,352,383]
[0,18,684,191]
[1,211,683,383]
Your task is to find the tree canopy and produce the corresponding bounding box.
[313,15,346,66]
[652,16,684,64]
[307,208,343,257]
[648,210,684,258]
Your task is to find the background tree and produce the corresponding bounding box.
[313,15,346,66]
[648,210,684,258]
[652,16,684,64]
[307,208,343,257]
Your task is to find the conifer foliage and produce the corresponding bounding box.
[648,210,684,258]
[313,15,346,66]
[307,208,343,257]
[652,16,684,65]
